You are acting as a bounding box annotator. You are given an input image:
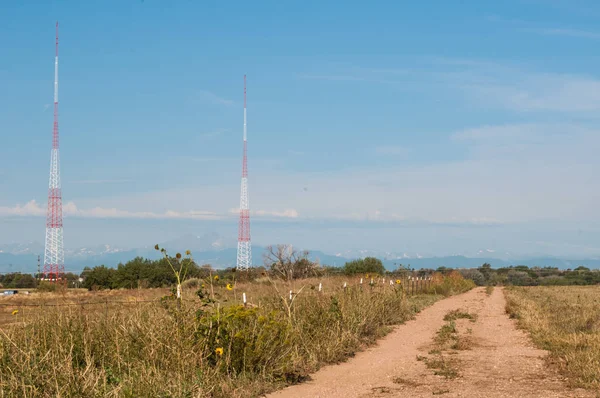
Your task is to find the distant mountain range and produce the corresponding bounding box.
[1,233,599,273]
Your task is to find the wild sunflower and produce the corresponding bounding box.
[11,309,18,316]
[226,283,233,291]
[214,275,220,281]
[395,279,402,284]
[215,347,224,356]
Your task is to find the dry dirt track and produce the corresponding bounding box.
[266,287,595,398]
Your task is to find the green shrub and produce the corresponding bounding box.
[459,269,485,286]
[36,281,57,292]
[343,257,385,275]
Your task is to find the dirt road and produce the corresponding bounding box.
[266,287,594,398]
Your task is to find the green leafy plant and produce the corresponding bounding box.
[154,245,194,308]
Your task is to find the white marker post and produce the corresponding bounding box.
[318,282,322,292]
[360,278,363,284]
[242,292,247,306]
[289,290,293,301]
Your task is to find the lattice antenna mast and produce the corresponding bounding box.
[43,21,65,283]
[237,75,252,270]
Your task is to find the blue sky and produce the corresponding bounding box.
[2,0,600,258]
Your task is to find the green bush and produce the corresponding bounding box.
[36,281,57,292]
[459,269,485,286]
[343,257,385,275]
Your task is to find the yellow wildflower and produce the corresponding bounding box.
[215,347,224,356]
[11,309,18,316]
[185,250,191,256]
[366,274,369,279]
[226,283,233,291]
[395,279,401,284]
[214,275,219,281]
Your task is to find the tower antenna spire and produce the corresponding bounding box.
[237,75,251,270]
[44,21,65,283]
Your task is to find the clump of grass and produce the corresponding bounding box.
[505,286,600,390]
[422,355,459,379]
[443,309,477,323]
[392,377,421,387]
[485,286,494,296]
[420,307,479,380]
[435,321,458,346]
[450,336,473,351]
[0,273,477,398]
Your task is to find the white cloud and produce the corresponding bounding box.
[485,14,600,40]
[255,209,299,218]
[0,200,220,220]
[229,208,300,219]
[18,122,594,233]
[451,123,580,145]
[304,57,600,114]
[89,119,599,227]
[0,200,46,217]
[466,74,600,113]
[441,62,600,114]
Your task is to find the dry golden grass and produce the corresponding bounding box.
[0,274,473,397]
[504,286,600,390]
[0,288,169,326]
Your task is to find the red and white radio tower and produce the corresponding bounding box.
[237,75,251,270]
[43,22,65,282]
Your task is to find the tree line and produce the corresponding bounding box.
[454,263,600,286]
[1,248,599,290]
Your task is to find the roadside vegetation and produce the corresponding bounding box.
[504,286,600,390]
[0,246,475,397]
[456,264,600,286]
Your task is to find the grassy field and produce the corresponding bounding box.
[504,286,600,390]
[0,273,473,397]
